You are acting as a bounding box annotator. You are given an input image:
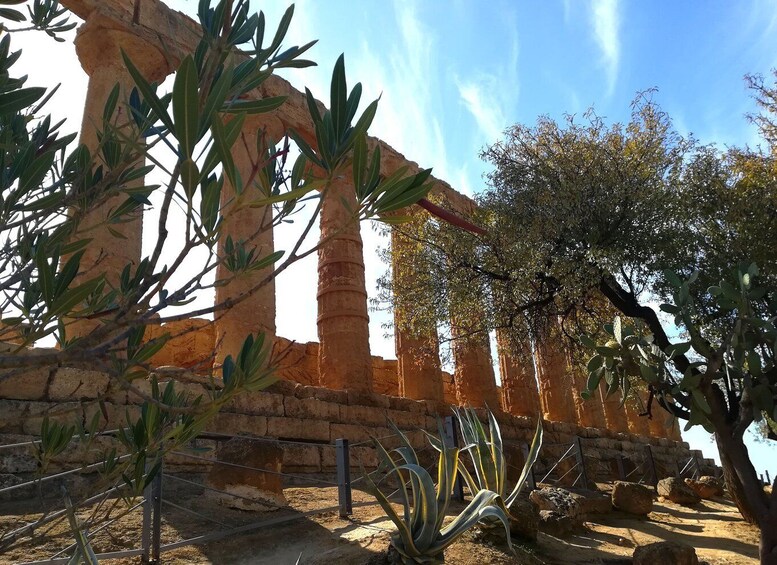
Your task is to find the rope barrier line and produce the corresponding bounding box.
[0,429,124,452]
[168,450,339,486]
[538,443,575,484]
[161,498,230,528]
[191,430,332,448]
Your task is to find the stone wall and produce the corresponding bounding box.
[0,365,715,483]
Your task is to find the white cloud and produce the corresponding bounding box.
[455,77,507,146]
[589,0,620,96]
[454,21,518,164]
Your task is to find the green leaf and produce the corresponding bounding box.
[0,86,45,115]
[223,96,286,115]
[172,55,200,158]
[122,50,174,132]
[180,158,200,198]
[330,54,347,138]
[639,364,658,383]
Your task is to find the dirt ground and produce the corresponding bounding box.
[0,480,761,564]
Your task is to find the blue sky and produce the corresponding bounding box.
[17,0,777,477]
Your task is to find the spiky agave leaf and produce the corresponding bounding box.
[505,418,543,508]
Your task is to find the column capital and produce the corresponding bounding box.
[75,15,172,83]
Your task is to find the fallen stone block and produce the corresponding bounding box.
[633,541,699,565]
[205,437,287,511]
[658,477,701,505]
[684,475,723,499]
[611,481,653,515]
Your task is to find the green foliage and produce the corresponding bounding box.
[582,264,777,435]
[449,406,542,510]
[363,421,513,564]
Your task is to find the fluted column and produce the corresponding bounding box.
[535,318,577,423]
[214,117,281,367]
[496,329,540,417]
[601,387,630,434]
[392,223,444,402]
[451,325,500,409]
[625,396,651,436]
[69,18,171,339]
[317,178,372,392]
[572,371,606,429]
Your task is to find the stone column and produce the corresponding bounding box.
[601,388,630,434]
[451,325,500,409]
[214,117,281,367]
[69,18,171,339]
[534,318,577,423]
[496,329,540,417]
[648,410,667,438]
[392,223,444,402]
[572,368,607,429]
[625,396,651,437]
[317,178,372,392]
[668,419,683,442]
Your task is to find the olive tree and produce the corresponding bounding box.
[379,92,777,562]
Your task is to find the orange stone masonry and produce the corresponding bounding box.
[391,219,444,403]
[496,329,540,417]
[535,320,577,423]
[54,0,680,447]
[68,17,171,339]
[317,178,373,392]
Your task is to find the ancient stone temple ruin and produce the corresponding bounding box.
[0,0,714,482]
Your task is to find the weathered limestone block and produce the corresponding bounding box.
[657,477,700,505]
[206,437,287,511]
[611,481,653,515]
[283,396,341,422]
[214,118,279,368]
[294,384,348,405]
[601,388,631,434]
[48,368,110,401]
[441,371,456,405]
[372,356,400,397]
[224,390,285,417]
[633,541,699,565]
[0,365,49,401]
[496,330,540,418]
[68,17,171,339]
[266,417,331,442]
[206,412,267,437]
[273,338,319,386]
[145,319,215,373]
[529,487,583,520]
[684,476,723,499]
[317,178,373,392]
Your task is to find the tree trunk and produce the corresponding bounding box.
[715,432,777,565]
[716,433,759,524]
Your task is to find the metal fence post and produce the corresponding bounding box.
[573,436,590,490]
[644,445,658,488]
[336,438,353,517]
[443,416,465,501]
[615,454,626,481]
[151,463,163,564]
[520,442,537,490]
[766,469,772,485]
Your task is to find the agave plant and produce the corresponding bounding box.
[451,406,542,511]
[363,421,513,564]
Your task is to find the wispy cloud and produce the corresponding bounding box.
[454,22,519,151]
[589,0,620,96]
